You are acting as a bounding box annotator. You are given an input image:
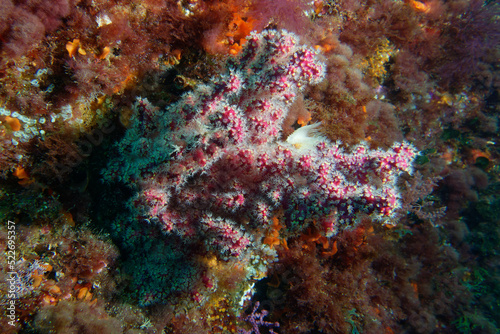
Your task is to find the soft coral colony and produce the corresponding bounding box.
[106,30,416,260]
[0,0,499,333]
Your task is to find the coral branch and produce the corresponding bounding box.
[238,302,280,334]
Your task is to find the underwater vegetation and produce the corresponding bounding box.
[0,0,499,333]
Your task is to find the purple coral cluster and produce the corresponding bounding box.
[110,30,416,260]
[238,302,280,334]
